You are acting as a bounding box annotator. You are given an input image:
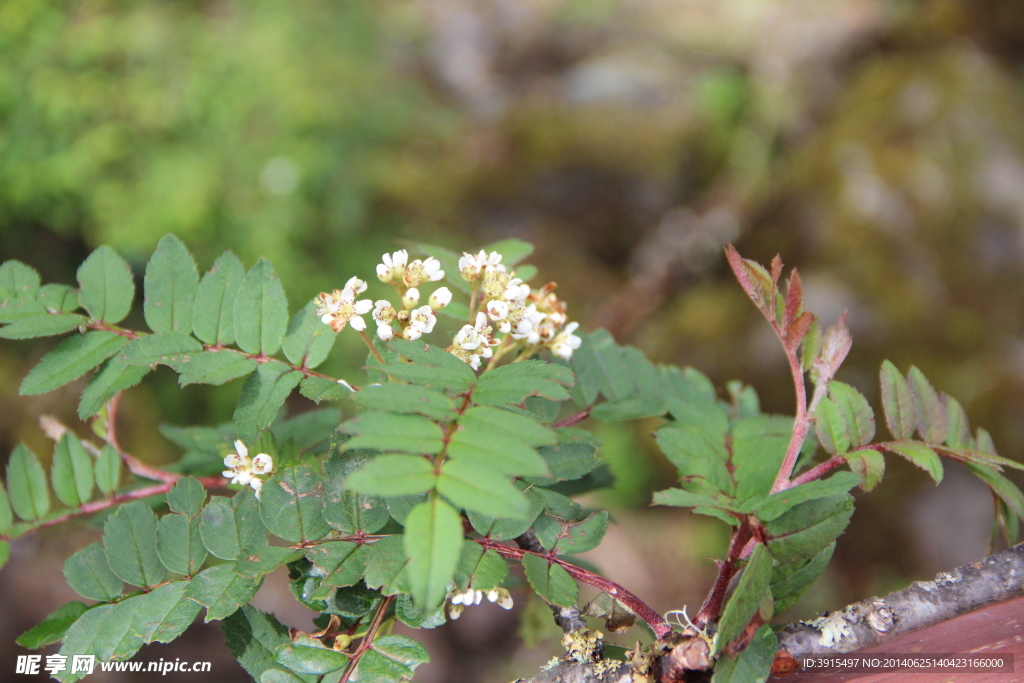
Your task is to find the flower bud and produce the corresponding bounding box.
[402,287,420,310]
[428,287,452,310]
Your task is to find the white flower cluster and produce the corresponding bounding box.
[447,586,514,620]
[449,250,582,368]
[222,440,274,499]
[314,247,582,367]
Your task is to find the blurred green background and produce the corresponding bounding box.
[3,0,1024,681]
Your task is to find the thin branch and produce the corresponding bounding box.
[481,539,672,639]
[694,519,753,628]
[0,476,226,541]
[338,595,396,683]
[770,346,810,494]
[554,409,591,429]
[791,456,847,486]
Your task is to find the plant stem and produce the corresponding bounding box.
[554,409,591,428]
[358,329,386,365]
[791,456,847,486]
[339,595,396,683]
[694,520,754,628]
[481,539,672,639]
[770,343,810,494]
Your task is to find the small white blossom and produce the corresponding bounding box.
[486,299,509,322]
[402,257,445,288]
[376,323,394,341]
[504,278,530,302]
[376,263,391,282]
[428,287,452,310]
[487,588,514,609]
[402,287,420,310]
[458,250,502,282]
[251,453,274,475]
[373,300,397,324]
[448,604,464,620]
[249,478,263,497]
[315,288,373,333]
[409,305,437,334]
[403,325,423,341]
[345,277,368,296]
[422,257,445,282]
[548,322,582,360]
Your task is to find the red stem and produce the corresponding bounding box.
[791,456,847,486]
[554,409,591,429]
[480,539,672,639]
[339,595,395,683]
[694,520,754,628]
[770,347,810,494]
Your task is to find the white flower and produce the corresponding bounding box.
[402,287,420,310]
[345,277,368,296]
[249,477,264,499]
[548,322,582,360]
[377,250,408,283]
[504,278,530,302]
[376,323,394,341]
[422,257,444,282]
[487,588,514,610]
[315,288,373,332]
[409,305,437,334]
[251,453,274,475]
[458,250,502,282]
[403,325,423,341]
[449,604,464,620]
[376,263,391,282]
[486,299,509,322]
[428,287,452,310]
[373,300,396,324]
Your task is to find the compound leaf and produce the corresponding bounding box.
[20,331,127,396]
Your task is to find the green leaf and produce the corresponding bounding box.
[814,398,849,455]
[77,245,134,324]
[103,500,165,589]
[534,509,609,554]
[472,360,573,406]
[467,487,544,541]
[437,459,531,519]
[887,441,943,483]
[16,601,89,650]
[879,360,916,440]
[167,476,207,516]
[966,464,1024,523]
[364,535,411,595]
[908,366,946,443]
[342,412,445,455]
[765,494,854,564]
[732,416,791,502]
[259,465,330,543]
[94,444,121,496]
[51,433,94,508]
[234,258,289,355]
[6,443,50,520]
[172,350,257,386]
[282,300,337,369]
[234,546,305,579]
[401,499,462,610]
[385,339,477,391]
[276,638,350,675]
[0,479,11,535]
[484,237,535,265]
[120,331,203,367]
[943,394,972,449]
[842,449,885,491]
[63,542,122,601]
[521,553,577,607]
[144,234,199,334]
[395,592,447,629]
[0,259,40,298]
[200,492,267,560]
[590,394,667,421]
[655,424,733,496]
[356,635,429,682]
[829,381,875,448]
[712,624,776,683]
[714,543,772,656]
[224,607,310,683]
[78,358,151,419]
[571,329,633,405]
[305,542,372,591]
[454,543,509,592]
[131,580,204,643]
[346,455,436,497]
[0,295,45,322]
[770,543,835,614]
[193,250,245,346]
[299,376,352,403]
[38,283,81,313]
[54,606,116,682]
[322,449,389,534]
[0,540,7,570]
[525,430,600,485]
[186,564,263,622]
[351,383,456,420]
[652,487,739,512]
[233,362,304,443]
[448,406,553,477]
[273,409,341,454]
[751,472,861,522]
[0,313,86,339]
[19,330,127,395]
[157,513,207,576]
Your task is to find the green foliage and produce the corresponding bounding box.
[3,240,1023,682]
